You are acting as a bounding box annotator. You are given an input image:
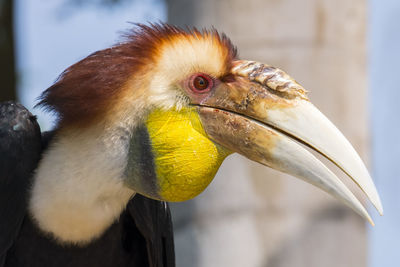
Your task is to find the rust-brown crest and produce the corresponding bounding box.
[37,23,237,128]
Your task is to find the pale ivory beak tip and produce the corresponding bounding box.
[370,193,384,216]
[369,219,375,227]
[378,206,384,216]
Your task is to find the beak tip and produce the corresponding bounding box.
[378,209,384,216]
[372,196,384,216]
[369,219,375,227]
[360,209,374,226]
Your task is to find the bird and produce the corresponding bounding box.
[0,23,382,267]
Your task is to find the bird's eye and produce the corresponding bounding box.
[194,76,208,90]
[189,74,213,93]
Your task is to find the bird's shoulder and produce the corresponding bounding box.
[0,101,42,266]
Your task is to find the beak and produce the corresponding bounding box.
[194,60,382,225]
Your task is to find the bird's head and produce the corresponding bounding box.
[38,24,382,224]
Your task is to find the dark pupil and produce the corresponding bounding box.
[194,76,208,90]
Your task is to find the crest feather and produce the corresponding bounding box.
[37,23,237,127]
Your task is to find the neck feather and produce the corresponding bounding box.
[29,123,135,245]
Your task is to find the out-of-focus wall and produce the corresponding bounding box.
[168,1,370,266]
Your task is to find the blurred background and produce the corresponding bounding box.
[0,0,398,266]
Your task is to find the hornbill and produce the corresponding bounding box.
[0,24,382,267]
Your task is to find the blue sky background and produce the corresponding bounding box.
[13,0,400,266]
[369,0,400,266]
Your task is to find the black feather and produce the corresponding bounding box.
[0,102,42,266]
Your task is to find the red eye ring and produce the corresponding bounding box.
[189,73,214,93]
